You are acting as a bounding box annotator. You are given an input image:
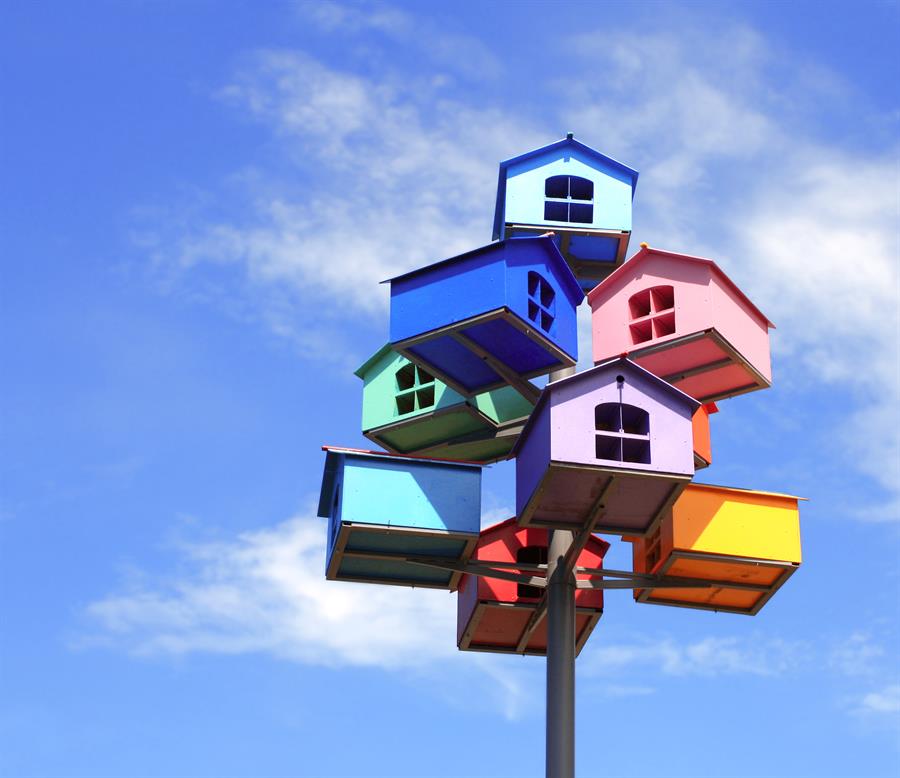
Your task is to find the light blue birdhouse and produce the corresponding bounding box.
[318,447,481,589]
[492,134,639,291]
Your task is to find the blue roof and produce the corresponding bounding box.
[382,235,585,307]
[492,135,639,240]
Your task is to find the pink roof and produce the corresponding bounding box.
[587,245,776,329]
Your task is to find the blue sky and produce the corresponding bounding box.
[2,1,898,776]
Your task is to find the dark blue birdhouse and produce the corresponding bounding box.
[388,236,583,400]
[318,447,481,589]
[492,134,639,291]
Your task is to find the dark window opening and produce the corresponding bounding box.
[526,271,556,333]
[543,174,594,224]
[395,362,436,416]
[595,402,651,464]
[628,286,676,345]
[516,545,548,598]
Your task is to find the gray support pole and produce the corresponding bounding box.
[546,528,576,778]
[545,364,577,778]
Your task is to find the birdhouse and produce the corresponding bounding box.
[356,345,533,464]
[457,519,609,656]
[692,402,718,470]
[492,134,639,291]
[513,357,699,537]
[589,245,775,403]
[630,483,803,615]
[388,236,583,399]
[318,447,481,589]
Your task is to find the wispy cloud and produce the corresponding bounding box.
[582,634,807,679]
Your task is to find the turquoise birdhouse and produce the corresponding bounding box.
[492,134,639,291]
[318,447,481,589]
[356,345,533,464]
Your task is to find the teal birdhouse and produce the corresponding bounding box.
[492,134,639,291]
[356,345,533,464]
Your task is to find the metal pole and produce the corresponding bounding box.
[546,365,577,778]
[546,528,576,778]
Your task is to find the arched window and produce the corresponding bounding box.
[544,174,594,224]
[527,271,556,333]
[595,401,651,464]
[516,545,548,598]
[627,285,676,345]
[395,362,435,415]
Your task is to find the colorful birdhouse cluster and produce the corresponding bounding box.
[318,133,803,668]
[457,519,609,656]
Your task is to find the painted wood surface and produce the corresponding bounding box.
[356,344,532,463]
[630,483,803,614]
[692,402,718,469]
[589,246,774,403]
[491,136,639,289]
[513,357,698,535]
[456,518,608,655]
[318,447,481,588]
[388,236,583,396]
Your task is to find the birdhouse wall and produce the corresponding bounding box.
[503,150,633,234]
[359,347,464,433]
[514,399,552,523]
[692,403,716,468]
[548,364,696,476]
[591,253,715,361]
[708,271,772,383]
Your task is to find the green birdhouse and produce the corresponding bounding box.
[356,345,534,463]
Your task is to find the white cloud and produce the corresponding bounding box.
[582,634,806,679]
[829,633,888,678]
[856,684,900,716]
[83,512,458,668]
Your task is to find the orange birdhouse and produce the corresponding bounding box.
[630,483,803,615]
[692,402,718,469]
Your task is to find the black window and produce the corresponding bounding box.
[516,545,548,598]
[395,362,435,415]
[527,271,556,333]
[543,175,594,224]
[595,401,651,464]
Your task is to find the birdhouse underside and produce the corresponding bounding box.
[629,329,770,404]
[364,403,501,456]
[505,224,630,290]
[327,522,478,590]
[397,308,575,397]
[518,463,690,536]
[636,552,799,615]
[459,601,601,656]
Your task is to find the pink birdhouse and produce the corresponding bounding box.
[588,246,774,403]
[457,519,609,656]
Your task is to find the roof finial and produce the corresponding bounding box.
[566,132,574,140]
[639,242,649,249]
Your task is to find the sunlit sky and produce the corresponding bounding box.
[2,2,899,777]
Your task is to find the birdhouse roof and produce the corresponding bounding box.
[383,235,584,307]
[688,481,807,502]
[354,343,393,379]
[492,134,639,240]
[318,446,483,517]
[587,244,776,329]
[509,356,701,459]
